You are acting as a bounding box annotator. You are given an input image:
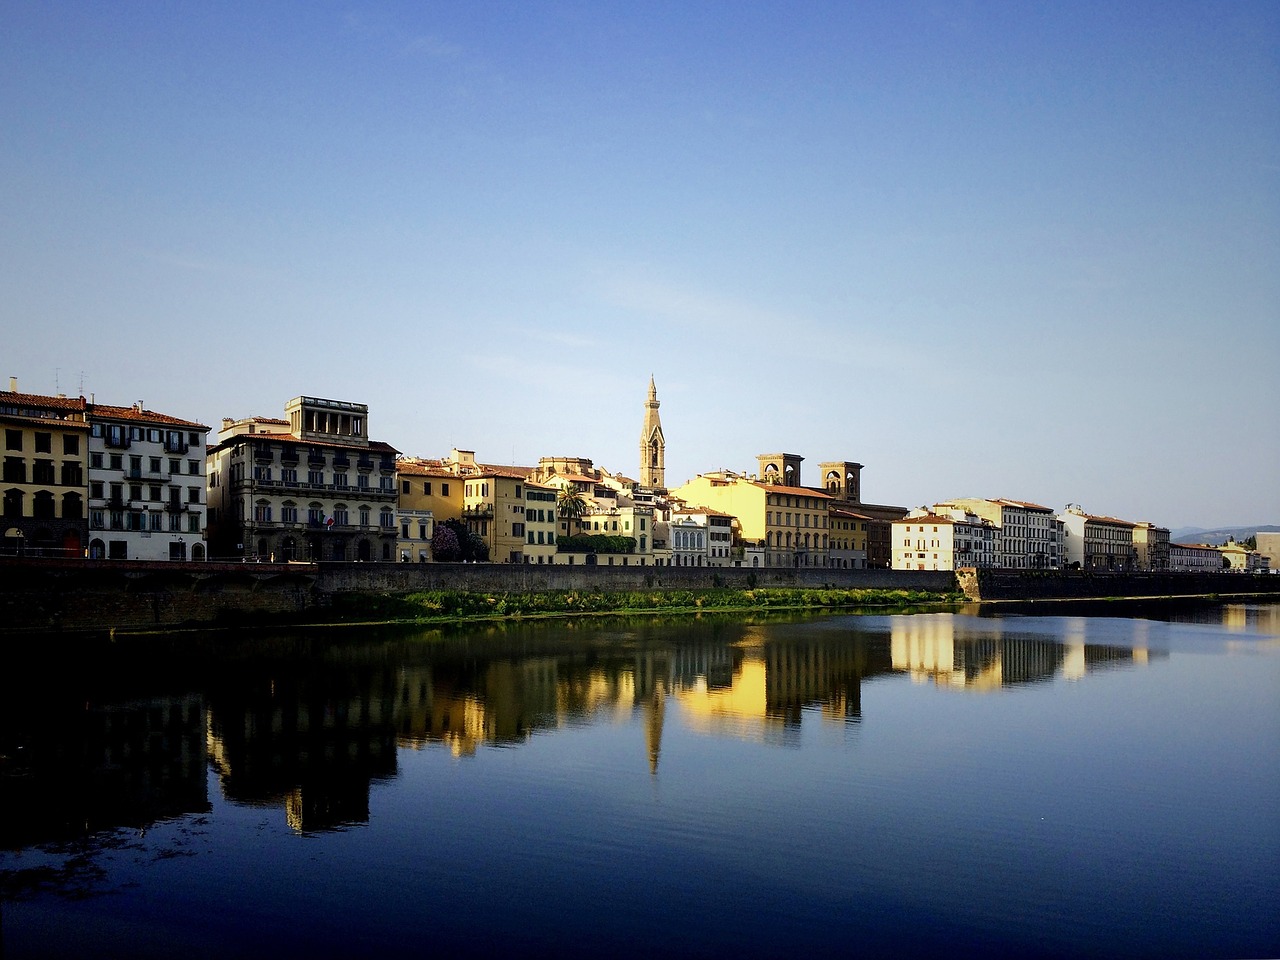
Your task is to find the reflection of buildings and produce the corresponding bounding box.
[890,615,1149,689]
[205,669,399,833]
[2,694,209,850]
[669,631,893,747]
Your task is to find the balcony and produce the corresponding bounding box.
[253,446,274,463]
[165,502,187,513]
[462,503,494,518]
[357,457,375,471]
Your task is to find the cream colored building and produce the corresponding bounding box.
[891,507,997,571]
[1215,538,1267,573]
[1131,522,1171,571]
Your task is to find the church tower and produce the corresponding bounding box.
[639,375,665,490]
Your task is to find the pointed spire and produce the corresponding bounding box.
[647,374,658,404]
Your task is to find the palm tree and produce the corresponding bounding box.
[557,486,587,539]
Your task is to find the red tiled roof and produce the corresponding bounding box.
[90,403,209,430]
[0,390,87,412]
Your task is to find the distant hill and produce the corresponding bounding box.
[1169,525,1280,545]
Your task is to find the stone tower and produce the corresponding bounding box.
[639,375,665,490]
[757,453,804,487]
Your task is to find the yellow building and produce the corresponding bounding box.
[670,471,832,568]
[521,480,559,564]
[463,468,538,564]
[1,383,90,558]
[829,508,869,569]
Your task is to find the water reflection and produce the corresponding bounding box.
[9,605,1259,848]
[890,614,1155,689]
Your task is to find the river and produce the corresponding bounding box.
[2,600,1278,959]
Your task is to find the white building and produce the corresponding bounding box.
[940,498,1062,569]
[86,402,211,561]
[892,507,997,571]
[1058,506,1136,571]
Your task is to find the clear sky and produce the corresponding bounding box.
[2,1,1276,530]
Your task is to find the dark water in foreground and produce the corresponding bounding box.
[2,601,1278,959]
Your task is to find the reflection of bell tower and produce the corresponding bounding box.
[639,376,665,490]
[757,453,804,487]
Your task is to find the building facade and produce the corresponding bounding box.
[1131,522,1171,572]
[891,508,998,571]
[1,385,89,558]
[1058,506,1136,571]
[207,397,399,561]
[940,498,1062,569]
[86,403,211,561]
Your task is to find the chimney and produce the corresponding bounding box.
[8,376,15,392]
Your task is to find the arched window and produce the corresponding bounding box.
[33,491,55,520]
[62,492,83,520]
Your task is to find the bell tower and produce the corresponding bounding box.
[639,375,665,490]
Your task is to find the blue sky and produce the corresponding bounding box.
[2,1,1276,529]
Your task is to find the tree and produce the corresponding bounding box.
[557,487,587,537]
[431,525,461,562]
[441,518,489,563]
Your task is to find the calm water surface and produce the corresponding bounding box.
[2,601,1278,959]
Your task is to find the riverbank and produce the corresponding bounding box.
[323,585,965,626]
[2,557,1275,636]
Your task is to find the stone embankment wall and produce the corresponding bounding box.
[0,559,955,635]
[956,567,1280,601]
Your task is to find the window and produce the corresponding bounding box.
[129,483,142,501]
[281,468,297,484]
[356,474,369,490]
[358,506,369,527]
[380,508,394,528]
[91,481,104,499]
[401,522,410,538]
[150,511,163,531]
[109,454,122,470]
[423,481,431,495]
[169,459,181,474]
[91,452,104,469]
[254,502,272,522]
[187,513,200,533]
[188,459,199,475]
[90,509,105,529]
[149,485,161,501]
[334,473,348,488]
[281,504,298,524]
[418,523,427,540]
[188,487,200,504]
[441,483,449,497]
[3,457,25,483]
[308,470,324,485]
[150,457,161,473]
[5,430,21,451]
[34,432,51,453]
[402,481,411,494]
[334,506,349,526]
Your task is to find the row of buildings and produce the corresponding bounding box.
[2,377,1271,572]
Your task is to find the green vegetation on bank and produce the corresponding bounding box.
[327,586,963,623]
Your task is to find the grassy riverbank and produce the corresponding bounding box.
[324,586,964,624]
